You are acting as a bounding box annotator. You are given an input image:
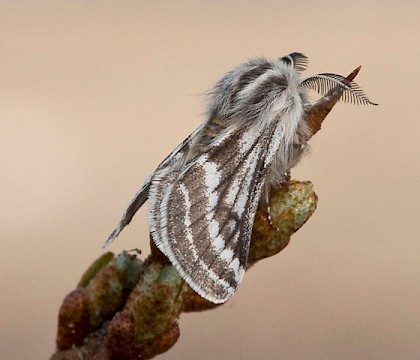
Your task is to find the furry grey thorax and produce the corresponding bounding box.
[190,56,311,196]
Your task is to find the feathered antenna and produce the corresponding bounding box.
[302,66,377,140]
[280,52,308,72]
[300,71,378,106]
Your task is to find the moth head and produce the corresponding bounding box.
[208,53,309,120]
[208,52,376,122]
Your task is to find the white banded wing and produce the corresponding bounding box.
[148,119,284,303]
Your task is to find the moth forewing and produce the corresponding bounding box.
[148,119,283,303]
[102,123,205,248]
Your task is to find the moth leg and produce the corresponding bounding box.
[265,187,280,232]
[264,172,290,231]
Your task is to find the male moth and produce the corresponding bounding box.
[104,53,376,304]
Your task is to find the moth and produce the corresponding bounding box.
[104,53,376,304]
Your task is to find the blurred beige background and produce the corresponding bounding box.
[1,1,419,359]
